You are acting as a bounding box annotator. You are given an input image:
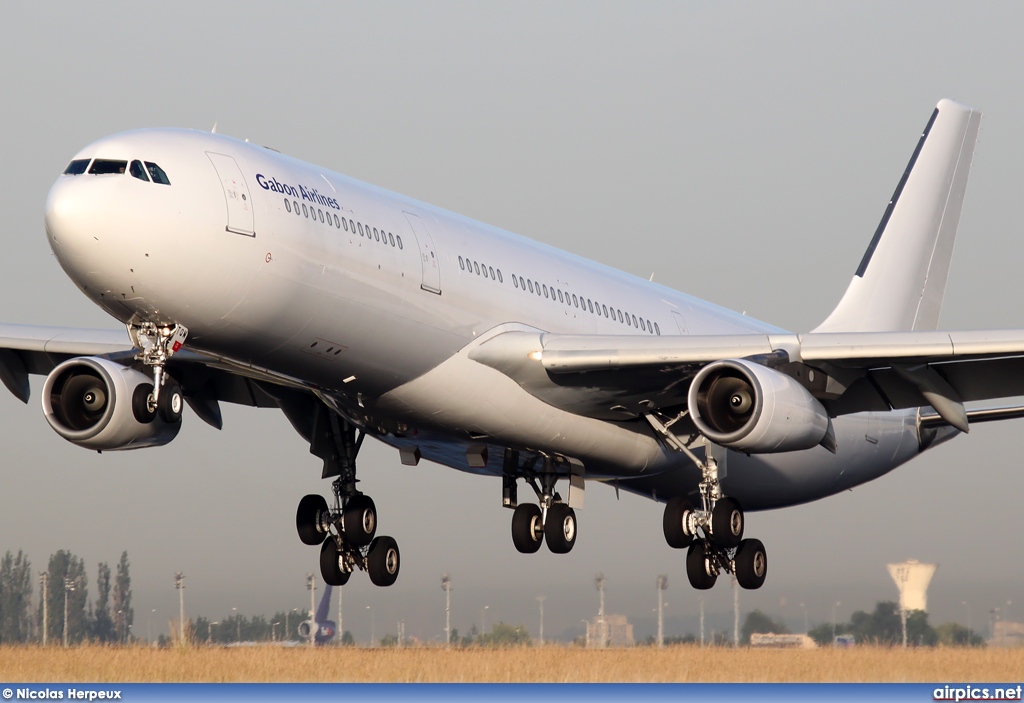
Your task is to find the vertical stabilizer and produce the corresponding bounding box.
[814,100,981,333]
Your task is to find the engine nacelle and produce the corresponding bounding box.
[42,357,181,451]
[688,359,830,453]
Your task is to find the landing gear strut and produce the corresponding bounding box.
[294,405,401,587]
[646,412,768,590]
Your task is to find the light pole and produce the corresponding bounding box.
[699,598,705,647]
[174,572,185,645]
[306,573,316,647]
[832,601,841,644]
[441,575,452,648]
[656,575,668,648]
[595,574,606,648]
[732,575,739,648]
[366,605,374,647]
[482,605,489,637]
[272,622,279,642]
[232,607,239,642]
[39,572,48,646]
[148,609,156,644]
[537,595,546,646]
[63,577,75,647]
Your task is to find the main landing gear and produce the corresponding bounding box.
[294,408,400,587]
[507,461,578,555]
[661,443,767,591]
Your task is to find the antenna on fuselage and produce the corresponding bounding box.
[211,121,218,134]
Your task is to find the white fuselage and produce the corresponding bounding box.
[43,128,927,510]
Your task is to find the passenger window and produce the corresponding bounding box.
[318,209,324,223]
[617,310,623,323]
[602,304,608,317]
[89,159,127,175]
[397,235,403,249]
[144,162,171,184]
[519,276,525,290]
[374,228,380,242]
[389,232,395,246]
[528,280,534,293]
[284,198,291,213]
[536,282,542,296]
[129,160,150,182]
[497,270,503,283]
[572,294,578,307]
[294,200,300,214]
[63,159,90,175]
[474,262,480,275]
[349,219,356,232]
[489,266,495,279]
[335,214,341,228]
[357,222,363,236]
[513,275,519,289]
[558,290,564,303]
[632,314,638,327]
[342,218,349,231]
[639,318,646,332]
[542,284,548,298]
[459,256,465,270]
[655,322,661,335]
[302,203,309,217]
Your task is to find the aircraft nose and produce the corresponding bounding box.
[45,176,90,255]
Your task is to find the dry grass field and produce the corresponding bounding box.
[0,645,1022,683]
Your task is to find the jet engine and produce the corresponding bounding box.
[688,358,831,453]
[41,356,181,450]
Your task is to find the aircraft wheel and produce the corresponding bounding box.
[710,497,744,548]
[545,503,577,554]
[158,380,184,423]
[367,536,400,587]
[132,383,156,423]
[686,541,718,590]
[663,497,696,549]
[511,504,544,553]
[343,494,377,547]
[296,494,330,545]
[734,538,768,590]
[319,539,351,586]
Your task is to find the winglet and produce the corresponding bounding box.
[814,99,982,333]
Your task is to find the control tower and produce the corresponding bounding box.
[887,560,937,612]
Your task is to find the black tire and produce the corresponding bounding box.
[367,536,400,587]
[545,503,577,554]
[734,538,768,590]
[343,494,377,547]
[319,539,352,586]
[686,541,718,590]
[132,383,156,423]
[296,494,330,546]
[710,497,743,548]
[511,504,544,553]
[663,497,695,549]
[158,380,184,423]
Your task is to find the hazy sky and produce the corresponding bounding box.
[1,2,1023,643]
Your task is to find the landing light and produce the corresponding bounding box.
[528,351,543,361]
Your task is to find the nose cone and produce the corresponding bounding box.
[45,176,97,274]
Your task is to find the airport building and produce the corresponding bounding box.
[584,614,634,648]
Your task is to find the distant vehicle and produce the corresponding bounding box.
[297,584,336,645]
[15,98,1022,591]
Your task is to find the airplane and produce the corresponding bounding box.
[297,584,337,645]
[13,97,1023,592]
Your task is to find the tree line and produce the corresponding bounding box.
[0,549,133,645]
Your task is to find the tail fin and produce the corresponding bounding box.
[315,584,333,623]
[814,99,982,333]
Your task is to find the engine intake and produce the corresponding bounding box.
[42,357,181,450]
[688,359,831,453]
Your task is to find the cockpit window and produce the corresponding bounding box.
[63,159,90,175]
[145,162,171,185]
[89,159,128,175]
[129,160,150,182]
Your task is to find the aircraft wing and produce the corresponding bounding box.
[0,323,287,429]
[470,329,1024,428]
